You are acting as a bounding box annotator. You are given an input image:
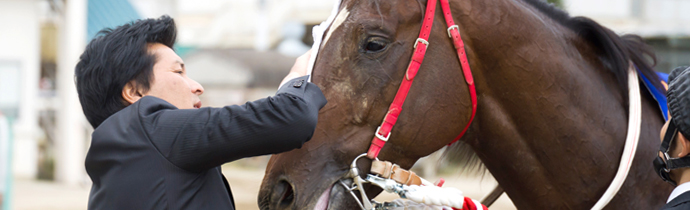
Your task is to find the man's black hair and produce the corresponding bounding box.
[75,15,177,128]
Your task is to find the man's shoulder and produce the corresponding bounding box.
[664,191,690,210]
[134,96,178,114]
[94,96,176,132]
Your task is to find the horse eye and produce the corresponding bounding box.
[364,39,388,53]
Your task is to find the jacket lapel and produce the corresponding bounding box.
[664,191,690,209]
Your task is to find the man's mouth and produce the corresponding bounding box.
[193,101,202,109]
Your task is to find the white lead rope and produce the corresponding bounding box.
[366,174,466,209]
[591,63,642,210]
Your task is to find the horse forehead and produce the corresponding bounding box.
[321,0,413,47]
[322,6,350,48]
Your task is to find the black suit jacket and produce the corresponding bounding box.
[663,191,690,210]
[85,76,326,210]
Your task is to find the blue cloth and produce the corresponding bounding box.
[638,70,669,121]
[658,72,670,83]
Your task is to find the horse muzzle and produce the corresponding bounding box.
[259,153,385,210]
[258,177,368,210]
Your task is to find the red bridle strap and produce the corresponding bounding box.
[366,0,477,159]
[366,0,437,159]
[441,0,477,145]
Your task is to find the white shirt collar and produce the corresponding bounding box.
[668,182,690,203]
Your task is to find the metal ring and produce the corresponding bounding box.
[351,153,370,169]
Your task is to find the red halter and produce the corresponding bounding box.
[366,0,477,159]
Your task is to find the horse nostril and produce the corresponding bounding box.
[275,180,295,207]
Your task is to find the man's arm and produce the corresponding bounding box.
[138,75,326,172]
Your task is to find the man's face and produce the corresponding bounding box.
[144,43,204,109]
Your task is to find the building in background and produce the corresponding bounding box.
[1,0,42,184]
[183,49,297,108]
[174,0,332,50]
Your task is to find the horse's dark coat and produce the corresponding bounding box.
[259,1,673,209]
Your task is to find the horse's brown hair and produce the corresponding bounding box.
[259,0,672,208]
[444,0,664,175]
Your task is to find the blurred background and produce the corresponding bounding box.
[0,0,689,209]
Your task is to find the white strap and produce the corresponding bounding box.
[591,63,642,209]
[306,0,342,82]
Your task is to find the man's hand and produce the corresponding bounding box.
[280,50,312,87]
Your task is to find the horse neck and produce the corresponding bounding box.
[447,0,670,208]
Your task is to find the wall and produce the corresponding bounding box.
[0,0,41,179]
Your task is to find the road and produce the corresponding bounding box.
[12,162,516,210]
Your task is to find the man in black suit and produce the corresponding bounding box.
[655,66,690,210]
[75,16,326,209]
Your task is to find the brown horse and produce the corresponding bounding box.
[258,0,673,209]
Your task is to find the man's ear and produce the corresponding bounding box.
[122,81,143,105]
[678,133,690,158]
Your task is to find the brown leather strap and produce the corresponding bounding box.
[370,160,422,186]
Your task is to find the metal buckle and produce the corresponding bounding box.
[664,152,673,172]
[375,126,390,142]
[413,38,429,49]
[447,25,459,38]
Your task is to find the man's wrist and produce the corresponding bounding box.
[279,72,306,88]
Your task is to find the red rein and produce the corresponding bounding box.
[366,0,477,159]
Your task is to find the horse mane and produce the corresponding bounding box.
[442,0,664,174]
[520,0,663,95]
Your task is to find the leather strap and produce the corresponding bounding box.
[366,0,478,159]
[440,0,477,145]
[366,0,438,159]
[370,160,423,186]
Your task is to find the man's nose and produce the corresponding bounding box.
[189,78,204,95]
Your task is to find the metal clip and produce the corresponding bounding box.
[366,175,409,198]
[664,152,673,172]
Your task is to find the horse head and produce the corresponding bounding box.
[259,0,673,209]
[258,0,476,209]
